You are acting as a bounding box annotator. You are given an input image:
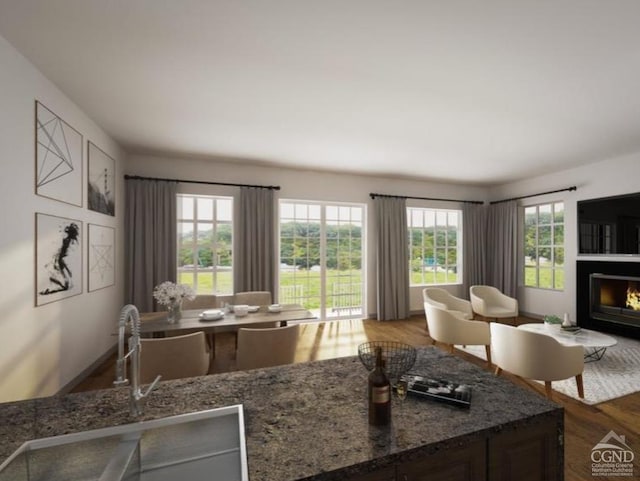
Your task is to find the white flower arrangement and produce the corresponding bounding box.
[153,281,196,306]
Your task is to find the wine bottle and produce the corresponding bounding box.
[368,347,391,425]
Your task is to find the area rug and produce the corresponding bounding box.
[456,335,640,405]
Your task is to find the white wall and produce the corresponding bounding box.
[492,152,640,321]
[127,155,489,316]
[0,35,125,403]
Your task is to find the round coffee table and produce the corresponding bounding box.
[518,323,617,362]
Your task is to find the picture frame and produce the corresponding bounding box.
[35,213,83,306]
[35,101,83,206]
[87,141,116,216]
[88,223,115,292]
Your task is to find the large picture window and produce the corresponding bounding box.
[177,194,233,294]
[524,202,564,290]
[408,208,461,286]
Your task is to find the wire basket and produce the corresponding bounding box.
[357,341,417,380]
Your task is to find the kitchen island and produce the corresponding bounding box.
[0,347,562,480]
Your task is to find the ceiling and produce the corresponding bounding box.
[2,1,640,186]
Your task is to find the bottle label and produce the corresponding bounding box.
[371,385,390,403]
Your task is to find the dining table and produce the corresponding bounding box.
[138,304,316,357]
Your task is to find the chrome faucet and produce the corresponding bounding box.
[114,304,161,416]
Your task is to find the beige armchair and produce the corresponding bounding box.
[423,304,492,367]
[490,322,584,399]
[236,324,300,370]
[139,331,211,384]
[423,287,473,320]
[469,285,518,323]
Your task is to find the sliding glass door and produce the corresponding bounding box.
[279,201,365,320]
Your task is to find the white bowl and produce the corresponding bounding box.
[267,304,282,313]
[200,309,224,321]
[234,304,249,317]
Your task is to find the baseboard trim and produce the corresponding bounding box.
[58,343,118,396]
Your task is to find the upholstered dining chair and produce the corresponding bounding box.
[423,287,474,320]
[233,291,277,330]
[234,291,272,306]
[139,331,211,384]
[469,285,518,323]
[423,304,492,368]
[182,294,218,311]
[490,322,584,400]
[236,324,300,370]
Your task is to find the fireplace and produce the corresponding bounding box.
[577,260,640,339]
[590,274,640,328]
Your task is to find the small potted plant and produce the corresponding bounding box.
[542,314,562,331]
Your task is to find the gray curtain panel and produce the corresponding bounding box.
[125,178,177,312]
[374,196,410,320]
[234,187,276,296]
[462,203,488,299]
[486,200,518,297]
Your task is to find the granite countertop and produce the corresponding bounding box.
[0,347,562,480]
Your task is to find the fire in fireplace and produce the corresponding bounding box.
[590,274,640,328]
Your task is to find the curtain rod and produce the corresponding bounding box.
[124,174,280,190]
[369,192,484,205]
[490,186,576,205]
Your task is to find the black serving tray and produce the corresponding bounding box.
[400,373,472,408]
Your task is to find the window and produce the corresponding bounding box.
[279,201,365,319]
[177,194,233,295]
[408,208,461,285]
[524,202,564,290]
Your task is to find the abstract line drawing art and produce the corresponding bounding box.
[88,141,116,216]
[36,213,83,306]
[88,223,115,291]
[35,101,83,206]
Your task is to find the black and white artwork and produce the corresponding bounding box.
[35,101,83,206]
[88,141,115,216]
[88,223,115,291]
[36,213,83,306]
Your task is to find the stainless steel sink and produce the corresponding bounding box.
[0,405,248,481]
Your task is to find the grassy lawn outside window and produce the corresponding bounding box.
[524,202,564,290]
[177,194,233,295]
[408,208,461,286]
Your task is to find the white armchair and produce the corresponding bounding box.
[423,287,473,320]
[490,322,584,400]
[423,304,492,367]
[469,285,518,322]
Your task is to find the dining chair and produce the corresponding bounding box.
[490,322,584,400]
[234,291,272,306]
[469,285,518,323]
[423,304,492,368]
[234,291,277,329]
[182,294,219,310]
[139,331,211,384]
[236,324,300,370]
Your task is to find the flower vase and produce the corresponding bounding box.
[167,300,183,323]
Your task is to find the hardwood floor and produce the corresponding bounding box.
[73,315,640,480]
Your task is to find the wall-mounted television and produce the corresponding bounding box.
[578,192,640,255]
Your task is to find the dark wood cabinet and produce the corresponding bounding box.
[488,420,560,481]
[397,438,486,481]
[345,417,561,481]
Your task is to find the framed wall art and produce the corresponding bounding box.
[88,223,115,291]
[88,141,116,216]
[36,213,83,306]
[35,101,83,206]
